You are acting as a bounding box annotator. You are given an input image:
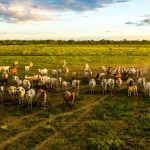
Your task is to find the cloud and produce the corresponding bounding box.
[0,1,53,23]
[116,0,131,3]
[125,15,150,26]
[143,18,150,25]
[105,30,111,33]
[125,21,135,25]
[0,0,130,23]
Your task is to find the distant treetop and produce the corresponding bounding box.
[0,39,150,45]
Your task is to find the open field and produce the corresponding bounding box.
[0,44,150,150]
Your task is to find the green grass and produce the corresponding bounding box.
[0,44,150,150]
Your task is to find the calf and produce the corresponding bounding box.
[128,85,138,96]
[36,89,47,109]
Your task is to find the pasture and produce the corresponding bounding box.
[0,44,150,150]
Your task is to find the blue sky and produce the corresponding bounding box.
[0,0,150,40]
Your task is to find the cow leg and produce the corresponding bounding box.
[28,103,30,109]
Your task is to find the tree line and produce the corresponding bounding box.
[0,39,150,45]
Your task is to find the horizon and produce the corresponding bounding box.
[0,0,150,40]
[1,37,150,42]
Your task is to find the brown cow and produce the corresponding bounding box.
[9,67,17,75]
[36,89,47,109]
[63,91,76,105]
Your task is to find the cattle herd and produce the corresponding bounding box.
[0,60,150,109]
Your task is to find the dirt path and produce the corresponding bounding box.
[0,95,107,150]
[1,109,42,125]
[33,96,108,150]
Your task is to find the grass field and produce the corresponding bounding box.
[0,44,150,150]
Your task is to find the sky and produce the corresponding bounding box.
[0,0,150,40]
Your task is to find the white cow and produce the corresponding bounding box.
[115,78,123,88]
[25,66,30,72]
[16,87,25,104]
[84,63,90,72]
[100,66,106,73]
[2,66,9,73]
[107,78,115,94]
[89,79,96,94]
[52,69,61,78]
[128,67,136,78]
[25,61,33,72]
[50,77,62,91]
[127,78,134,87]
[137,77,145,90]
[64,66,69,76]
[62,59,67,68]
[7,86,17,102]
[72,80,80,95]
[26,89,36,109]
[39,76,51,88]
[38,68,48,75]
[23,79,31,90]
[101,79,107,94]
[13,76,22,87]
[24,75,41,86]
[2,72,8,79]
[144,82,150,99]
[62,81,70,91]
[84,71,92,79]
